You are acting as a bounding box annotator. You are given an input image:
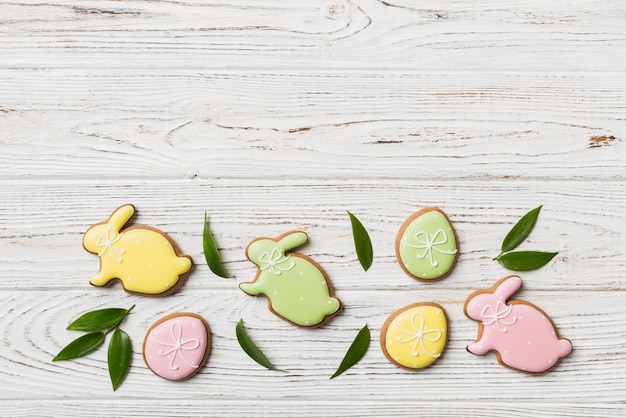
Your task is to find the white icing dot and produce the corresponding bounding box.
[541,315,546,320]
[433,214,438,218]
[421,307,426,312]
[127,276,132,281]
[192,322,196,327]
[148,263,153,268]
[528,341,532,345]
[255,246,260,251]
[327,300,333,304]
[149,355,153,359]
[394,357,400,361]
[299,296,304,301]
[300,272,304,276]
[387,340,392,345]
[273,291,278,295]
[436,310,440,315]
[200,339,204,343]
[136,239,140,243]
[396,336,402,342]
[305,321,310,325]
[174,374,178,378]
[552,331,556,336]
[157,369,161,373]
[548,359,553,364]
[321,280,326,285]
[165,282,169,287]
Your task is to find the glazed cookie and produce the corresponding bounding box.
[396,207,459,281]
[83,204,192,296]
[380,302,448,370]
[240,231,341,327]
[143,313,210,381]
[464,275,572,374]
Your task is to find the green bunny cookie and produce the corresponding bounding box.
[240,231,341,327]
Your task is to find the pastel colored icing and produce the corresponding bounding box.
[143,313,210,381]
[464,276,572,374]
[83,204,192,296]
[381,303,448,370]
[396,207,458,281]
[240,231,341,327]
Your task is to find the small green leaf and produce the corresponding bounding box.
[501,205,543,253]
[330,324,370,379]
[235,319,283,372]
[67,308,129,332]
[53,332,106,361]
[108,328,132,391]
[347,211,373,271]
[203,212,233,278]
[496,251,559,271]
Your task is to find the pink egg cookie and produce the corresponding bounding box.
[143,313,210,381]
[464,275,572,374]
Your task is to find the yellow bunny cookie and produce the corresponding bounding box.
[83,204,192,296]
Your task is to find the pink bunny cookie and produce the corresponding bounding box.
[464,275,572,374]
[83,204,192,296]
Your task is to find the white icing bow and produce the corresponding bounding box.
[258,247,295,275]
[401,229,457,267]
[96,228,126,263]
[480,301,517,332]
[151,322,201,370]
[393,311,442,358]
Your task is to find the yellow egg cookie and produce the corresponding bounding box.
[380,302,448,370]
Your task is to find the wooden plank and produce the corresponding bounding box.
[1,400,624,418]
[1,70,624,180]
[0,179,623,291]
[1,0,625,71]
[1,289,624,404]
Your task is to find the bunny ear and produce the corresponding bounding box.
[107,204,135,232]
[278,231,308,251]
[494,275,522,300]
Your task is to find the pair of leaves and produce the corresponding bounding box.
[53,306,134,391]
[203,212,233,279]
[236,320,370,379]
[495,205,558,271]
[348,211,373,271]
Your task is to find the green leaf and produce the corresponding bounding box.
[67,307,130,332]
[108,328,132,391]
[53,332,106,361]
[235,319,283,372]
[501,205,543,253]
[330,324,370,379]
[496,251,559,271]
[203,212,233,278]
[347,211,373,271]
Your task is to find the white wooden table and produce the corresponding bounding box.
[1,1,625,416]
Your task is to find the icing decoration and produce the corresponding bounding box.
[143,313,210,381]
[464,275,572,374]
[396,207,458,281]
[380,303,448,370]
[240,231,341,327]
[83,204,192,296]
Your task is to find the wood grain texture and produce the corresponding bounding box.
[1,0,625,416]
[1,70,624,180]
